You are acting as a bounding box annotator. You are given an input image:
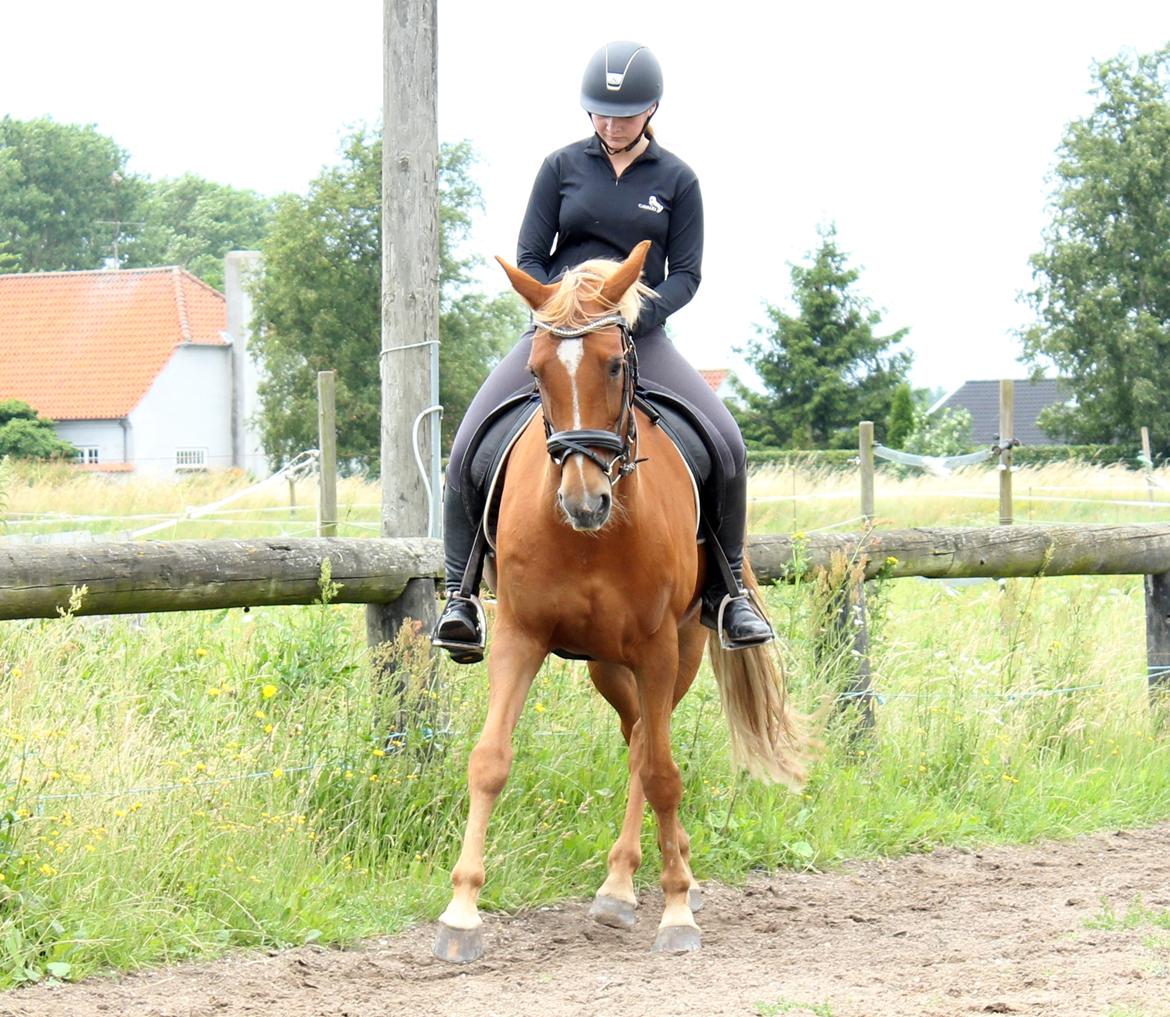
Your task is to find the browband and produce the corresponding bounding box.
[537,313,629,339]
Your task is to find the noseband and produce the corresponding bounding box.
[539,313,642,484]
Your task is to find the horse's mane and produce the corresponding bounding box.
[532,258,655,331]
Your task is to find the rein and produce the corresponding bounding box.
[538,313,644,484]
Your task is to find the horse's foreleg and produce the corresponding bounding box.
[587,661,644,929]
[636,632,701,954]
[434,627,545,963]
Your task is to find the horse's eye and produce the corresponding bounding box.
[608,360,623,378]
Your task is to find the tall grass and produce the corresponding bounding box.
[0,461,1168,985]
[3,459,1169,542]
[1,572,1167,985]
[749,460,1170,531]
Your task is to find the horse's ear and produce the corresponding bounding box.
[496,256,559,311]
[599,240,652,307]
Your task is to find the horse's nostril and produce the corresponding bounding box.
[598,493,612,515]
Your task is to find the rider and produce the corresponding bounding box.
[432,40,773,662]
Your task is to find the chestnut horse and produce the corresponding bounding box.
[434,241,813,963]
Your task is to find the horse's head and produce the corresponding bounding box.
[497,241,653,531]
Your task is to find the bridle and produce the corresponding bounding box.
[538,312,644,485]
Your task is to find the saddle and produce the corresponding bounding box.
[452,386,736,662]
[459,386,732,553]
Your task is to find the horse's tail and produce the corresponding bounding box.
[707,559,819,790]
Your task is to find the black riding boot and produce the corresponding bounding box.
[699,469,774,649]
[431,485,486,664]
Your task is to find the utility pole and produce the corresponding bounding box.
[367,0,440,651]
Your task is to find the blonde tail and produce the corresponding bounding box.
[707,560,819,789]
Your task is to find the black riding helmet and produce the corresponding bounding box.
[580,41,663,118]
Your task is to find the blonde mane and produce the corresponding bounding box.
[532,258,655,331]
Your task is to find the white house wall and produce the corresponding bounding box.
[53,419,127,464]
[127,345,233,475]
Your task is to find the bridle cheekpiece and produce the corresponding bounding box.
[538,313,643,484]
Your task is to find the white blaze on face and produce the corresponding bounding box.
[555,338,585,427]
[556,339,587,485]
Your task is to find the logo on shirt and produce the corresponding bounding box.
[638,195,664,214]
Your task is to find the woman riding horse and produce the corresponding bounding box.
[433,242,812,963]
[433,40,772,661]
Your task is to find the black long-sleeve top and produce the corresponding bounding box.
[516,134,703,336]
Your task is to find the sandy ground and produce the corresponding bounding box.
[5,822,1170,1017]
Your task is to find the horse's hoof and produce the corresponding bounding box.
[590,894,637,930]
[652,924,701,954]
[433,922,484,964]
[689,886,703,914]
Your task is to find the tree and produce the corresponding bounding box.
[251,132,524,468]
[733,225,912,449]
[0,117,143,272]
[1021,45,1170,455]
[0,400,75,460]
[902,406,976,457]
[124,175,273,291]
[885,382,917,449]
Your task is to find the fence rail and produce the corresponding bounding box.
[0,537,441,620]
[1,526,1166,699]
[748,523,1170,583]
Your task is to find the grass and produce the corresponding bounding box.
[0,460,1169,985]
[3,458,1169,541]
[755,999,834,1016]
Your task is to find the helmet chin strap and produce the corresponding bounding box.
[589,107,657,155]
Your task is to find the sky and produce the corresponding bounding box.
[2,0,1168,396]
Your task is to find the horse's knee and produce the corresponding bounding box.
[468,742,513,797]
[640,761,681,815]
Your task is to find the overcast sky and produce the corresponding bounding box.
[3,1,1168,395]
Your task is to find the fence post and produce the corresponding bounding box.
[317,371,338,538]
[829,420,874,730]
[859,420,875,525]
[998,379,1014,526]
[1147,571,1170,702]
[1142,426,1155,503]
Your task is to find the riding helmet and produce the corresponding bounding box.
[580,41,663,117]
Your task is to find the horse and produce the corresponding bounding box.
[433,240,814,963]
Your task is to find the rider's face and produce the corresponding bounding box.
[590,105,655,150]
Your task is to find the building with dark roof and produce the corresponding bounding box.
[929,378,1072,446]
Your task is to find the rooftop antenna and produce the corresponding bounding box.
[95,172,144,268]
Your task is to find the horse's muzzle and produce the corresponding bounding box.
[558,488,612,531]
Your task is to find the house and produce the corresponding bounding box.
[698,368,734,400]
[0,252,266,475]
[929,377,1072,447]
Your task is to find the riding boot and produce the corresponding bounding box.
[431,485,487,664]
[699,469,775,649]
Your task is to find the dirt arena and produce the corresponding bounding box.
[5,822,1169,1017]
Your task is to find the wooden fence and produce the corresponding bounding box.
[2,524,1167,697]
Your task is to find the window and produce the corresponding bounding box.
[175,448,208,471]
[73,447,100,465]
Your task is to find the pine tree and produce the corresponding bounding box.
[733,225,912,449]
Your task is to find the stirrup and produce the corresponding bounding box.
[431,594,487,664]
[714,589,775,651]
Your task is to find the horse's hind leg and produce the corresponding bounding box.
[434,626,545,963]
[587,661,644,930]
[673,618,708,914]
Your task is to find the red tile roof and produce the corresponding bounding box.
[698,369,729,393]
[0,267,227,421]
